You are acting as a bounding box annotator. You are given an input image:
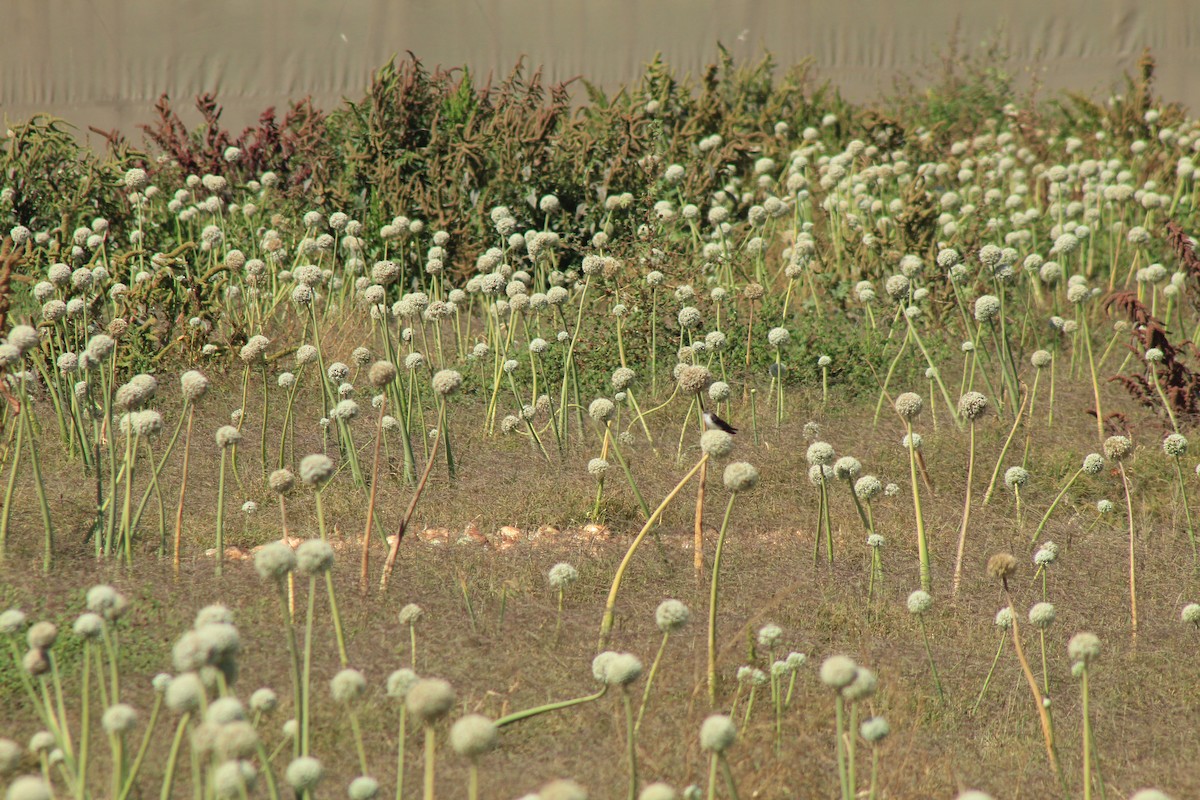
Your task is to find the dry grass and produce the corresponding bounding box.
[1,379,1198,799]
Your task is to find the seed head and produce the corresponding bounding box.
[894,392,923,420]
[655,599,690,633]
[806,441,834,466]
[295,539,334,575]
[855,475,883,501]
[1029,602,1056,629]
[369,361,397,388]
[722,462,760,493]
[285,756,324,792]
[405,678,456,722]
[431,369,463,396]
[1031,350,1052,369]
[588,398,615,424]
[386,668,419,699]
[102,703,138,734]
[268,469,295,494]
[987,552,1017,582]
[548,563,579,590]
[181,370,210,402]
[215,426,242,448]
[819,655,857,689]
[399,603,424,626]
[906,590,932,615]
[833,456,861,480]
[1004,466,1030,490]
[5,776,52,800]
[449,714,499,758]
[1083,453,1105,475]
[676,365,713,394]
[330,668,367,704]
[958,391,989,421]
[1103,436,1132,461]
[700,430,734,458]
[1163,433,1188,457]
[699,714,737,753]
[1068,632,1101,665]
[860,716,890,743]
[756,623,783,649]
[254,541,296,580]
[299,454,334,486]
[974,294,1001,323]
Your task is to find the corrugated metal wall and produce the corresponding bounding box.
[2,0,1197,136]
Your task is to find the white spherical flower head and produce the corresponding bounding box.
[699,714,737,753]
[757,623,783,649]
[548,563,578,590]
[1068,632,1101,666]
[588,398,615,424]
[180,370,210,402]
[1082,453,1105,475]
[860,716,890,743]
[330,668,367,704]
[249,688,278,714]
[806,441,834,466]
[73,612,105,640]
[833,456,861,481]
[254,541,296,581]
[27,621,58,650]
[638,783,678,800]
[884,274,910,301]
[708,381,731,402]
[1096,499,1114,514]
[215,426,242,448]
[5,776,53,800]
[958,391,989,421]
[903,586,933,615]
[285,756,324,793]
[855,475,882,501]
[1004,466,1029,489]
[165,672,206,713]
[1029,602,1056,629]
[295,539,334,576]
[398,603,424,626]
[405,678,456,723]
[723,462,760,493]
[101,703,138,734]
[1181,603,1200,626]
[841,666,877,702]
[1127,791,1173,800]
[1145,347,1165,364]
[955,793,995,800]
[767,327,790,347]
[587,457,609,478]
[450,714,499,759]
[387,668,419,699]
[1030,350,1052,371]
[894,392,923,420]
[819,655,857,689]
[299,454,335,486]
[994,607,1013,630]
[676,364,713,394]
[700,429,734,458]
[974,294,1001,323]
[1163,433,1188,457]
[1103,436,1132,462]
[655,599,690,633]
[431,369,463,396]
[601,653,644,687]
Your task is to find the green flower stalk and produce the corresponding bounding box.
[699,715,739,800]
[637,600,689,732]
[387,668,419,800]
[709,462,760,705]
[450,714,499,800]
[600,454,709,650]
[807,443,835,565]
[431,369,462,478]
[952,392,989,598]
[331,668,370,774]
[1104,436,1139,641]
[972,609,1012,714]
[400,604,424,670]
[1163,433,1196,560]
[820,656,858,800]
[548,564,579,642]
[1031,453,1105,545]
[907,591,945,703]
[1069,633,1102,800]
[213,425,243,576]
[895,393,931,592]
[406,678,456,800]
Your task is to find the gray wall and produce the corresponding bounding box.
[3,1,1198,138]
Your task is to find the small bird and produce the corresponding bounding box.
[702,409,738,435]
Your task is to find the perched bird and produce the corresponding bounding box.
[702,409,738,434]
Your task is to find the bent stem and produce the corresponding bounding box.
[708,492,739,706]
[600,455,708,650]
